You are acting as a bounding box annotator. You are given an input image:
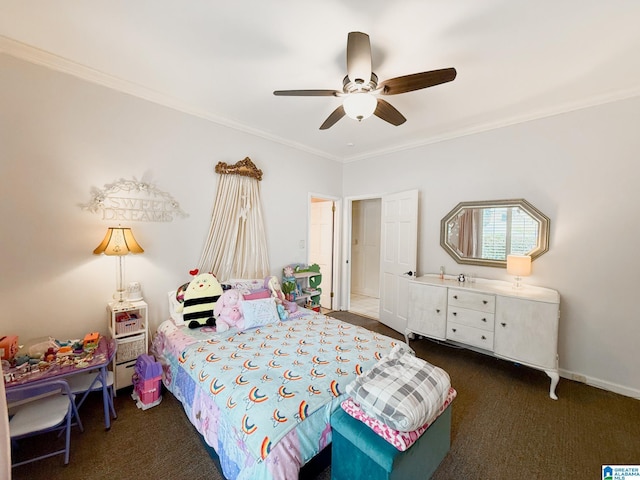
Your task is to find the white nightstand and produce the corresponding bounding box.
[108,300,148,390]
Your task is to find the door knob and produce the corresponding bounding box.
[403,271,414,277]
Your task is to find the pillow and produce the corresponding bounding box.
[239,297,280,331]
[242,288,271,300]
[345,345,451,432]
[167,290,185,326]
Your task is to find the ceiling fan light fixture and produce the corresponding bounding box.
[343,93,377,121]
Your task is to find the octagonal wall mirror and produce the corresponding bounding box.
[440,198,550,268]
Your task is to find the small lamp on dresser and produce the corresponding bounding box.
[506,254,531,289]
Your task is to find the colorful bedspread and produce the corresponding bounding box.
[152,311,405,480]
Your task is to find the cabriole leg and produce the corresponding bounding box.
[545,370,559,400]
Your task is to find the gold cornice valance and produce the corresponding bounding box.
[215,157,263,181]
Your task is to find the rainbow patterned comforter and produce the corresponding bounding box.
[151,311,404,480]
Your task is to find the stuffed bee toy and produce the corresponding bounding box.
[181,270,223,329]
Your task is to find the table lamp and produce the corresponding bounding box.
[94,227,144,303]
[506,254,531,289]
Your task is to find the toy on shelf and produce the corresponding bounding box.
[282,263,322,309]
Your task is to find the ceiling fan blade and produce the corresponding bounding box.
[273,89,339,96]
[374,98,406,126]
[379,68,457,95]
[347,32,372,84]
[319,105,346,130]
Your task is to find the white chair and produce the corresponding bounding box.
[65,338,118,423]
[65,370,116,417]
[6,379,83,467]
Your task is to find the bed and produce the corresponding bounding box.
[151,296,408,480]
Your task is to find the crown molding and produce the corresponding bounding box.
[0,35,342,163]
[341,87,640,163]
[3,35,639,165]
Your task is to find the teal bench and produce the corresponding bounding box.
[330,403,452,480]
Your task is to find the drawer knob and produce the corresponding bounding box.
[481,335,486,340]
[483,300,488,304]
[452,312,457,316]
[482,318,487,322]
[452,328,457,333]
[453,295,458,299]
[501,322,507,327]
[436,309,440,313]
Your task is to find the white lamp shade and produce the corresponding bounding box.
[343,93,377,121]
[506,255,531,276]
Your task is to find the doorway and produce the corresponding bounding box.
[349,198,381,319]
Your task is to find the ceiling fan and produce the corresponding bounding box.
[273,31,457,130]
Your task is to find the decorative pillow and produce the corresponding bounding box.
[167,290,185,326]
[239,297,280,331]
[224,279,265,293]
[345,345,451,432]
[242,288,271,300]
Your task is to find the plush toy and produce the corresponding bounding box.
[276,303,289,321]
[213,288,245,332]
[265,276,298,313]
[181,270,223,329]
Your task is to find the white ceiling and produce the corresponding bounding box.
[1,1,639,162]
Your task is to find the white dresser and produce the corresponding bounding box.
[406,275,560,399]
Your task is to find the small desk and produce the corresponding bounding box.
[4,336,116,429]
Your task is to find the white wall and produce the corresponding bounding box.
[343,96,640,398]
[0,54,341,340]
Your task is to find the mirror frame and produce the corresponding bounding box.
[440,198,550,268]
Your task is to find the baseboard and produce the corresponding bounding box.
[559,369,640,400]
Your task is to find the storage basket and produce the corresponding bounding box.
[116,316,141,334]
[116,334,146,363]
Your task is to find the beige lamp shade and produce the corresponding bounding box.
[506,254,531,276]
[93,227,144,256]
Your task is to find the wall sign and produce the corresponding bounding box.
[81,177,188,222]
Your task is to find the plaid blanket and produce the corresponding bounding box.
[345,345,451,432]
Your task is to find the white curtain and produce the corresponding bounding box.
[457,209,481,258]
[197,160,270,281]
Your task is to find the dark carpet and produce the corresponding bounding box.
[11,311,640,479]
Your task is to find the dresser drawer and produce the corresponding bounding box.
[447,323,494,351]
[448,289,495,313]
[447,307,495,331]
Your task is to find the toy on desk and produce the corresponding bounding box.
[0,335,19,361]
[83,332,100,349]
[24,336,58,359]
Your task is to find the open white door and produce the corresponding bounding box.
[379,190,418,332]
